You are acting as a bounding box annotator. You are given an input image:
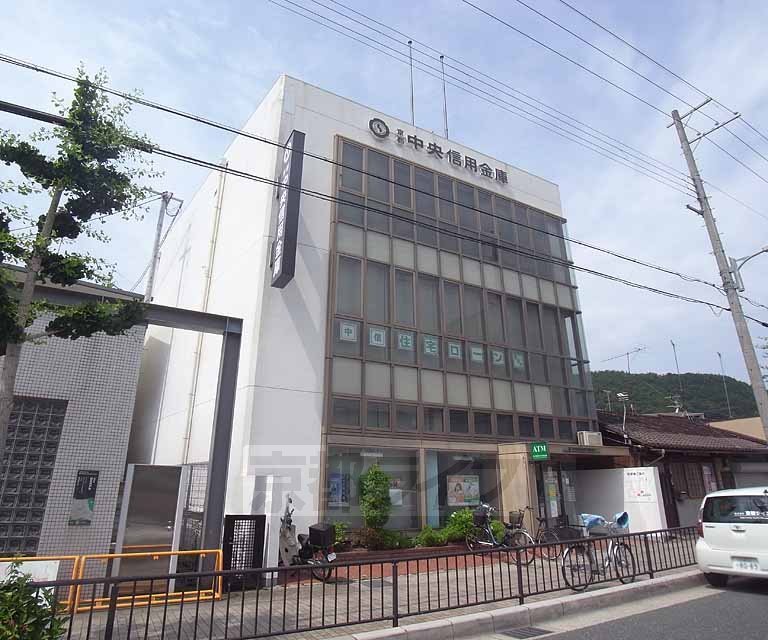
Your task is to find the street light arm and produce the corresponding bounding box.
[735,246,768,270]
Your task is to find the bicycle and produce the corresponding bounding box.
[508,507,562,561]
[560,512,637,592]
[465,504,536,564]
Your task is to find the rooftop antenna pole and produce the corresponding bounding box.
[603,390,613,412]
[717,351,734,419]
[670,340,686,411]
[617,393,630,444]
[440,54,449,139]
[408,40,415,126]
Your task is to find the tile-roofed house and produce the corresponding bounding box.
[597,410,768,528]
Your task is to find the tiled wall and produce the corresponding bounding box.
[3,314,145,569]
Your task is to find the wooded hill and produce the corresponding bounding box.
[591,370,758,420]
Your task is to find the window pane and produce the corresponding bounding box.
[553,387,571,416]
[515,205,531,248]
[467,342,486,374]
[561,310,578,357]
[394,270,415,326]
[396,405,418,431]
[486,292,504,343]
[444,282,462,335]
[336,256,361,315]
[463,286,485,339]
[416,214,438,246]
[393,208,414,239]
[421,334,442,369]
[332,398,360,426]
[424,407,444,433]
[457,183,477,229]
[505,298,525,347]
[495,196,513,221]
[445,339,465,372]
[510,350,529,380]
[341,142,363,191]
[478,190,494,234]
[475,412,492,435]
[333,318,361,356]
[367,402,390,430]
[392,329,416,364]
[481,234,498,263]
[575,391,588,416]
[519,415,535,438]
[438,176,455,221]
[449,409,469,433]
[439,222,460,252]
[365,325,389,361]
[366,262,389,323]
[558,419,573,440]
[530,354,548,384]
[497,414,514,436]
[526,302,543,349]
[414,167,435,216]
[539,418,554,439]
[569,360,583,387]
[542,307,560,354]
[417,274,441,333]
[367,201,390,233]
[548,356,564,385]
[367,150,390,202]
[338,192,364,226]
[394,161,412,208]
[489,347,507,377]
[461,236,480,258]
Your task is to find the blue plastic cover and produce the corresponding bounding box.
[580,513,606,529]
[614,511,630,528]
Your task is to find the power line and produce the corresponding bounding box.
[0,68,735,298]
[267,0,695,194]
[554,0,768,145]
[315,0,692,182]
[461,0,768,188]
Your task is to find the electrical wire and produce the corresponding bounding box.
[554,0,768,146]
[267,0,695,195]
[149,143,768,328]
[314,0,692,183]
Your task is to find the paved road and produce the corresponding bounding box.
[546,577,768,640]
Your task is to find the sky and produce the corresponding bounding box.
[2,0,768,391]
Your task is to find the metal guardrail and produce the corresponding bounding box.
[27,526,697,640]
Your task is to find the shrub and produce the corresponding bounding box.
[442,508,475,543]
[0,562,65,640]
[359,464,392,529]
[414,526,446,547]
[333,522,349,546]
[490,519,506,542]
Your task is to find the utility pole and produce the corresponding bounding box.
[670,340,685,410]
[144,191,182,302]
[672,106,768,439]
[602,389,613,412]
[717,351,733,419]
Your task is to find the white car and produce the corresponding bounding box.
[696,487,768,587]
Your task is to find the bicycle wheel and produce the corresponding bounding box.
[536,528,561,561]
[309,549,333,582]
[508,530,535,565]
[613,543,637,584]
[561,544,593,591]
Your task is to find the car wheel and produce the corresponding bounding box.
[704,572,729,588]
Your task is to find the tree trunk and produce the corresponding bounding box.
[0,187,63,458]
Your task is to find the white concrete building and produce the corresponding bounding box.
[133,76,615,546]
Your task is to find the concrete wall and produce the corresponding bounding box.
[572,467,667,532]
[8,314,145,563]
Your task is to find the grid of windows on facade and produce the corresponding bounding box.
[326,446,500,528]
[329,139,597,441]
[0,398,67,554]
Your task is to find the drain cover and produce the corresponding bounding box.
[500,627,551,639]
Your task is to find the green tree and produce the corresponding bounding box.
[0,69,154,456]
[0,562,65,639]
[358,463,391,529]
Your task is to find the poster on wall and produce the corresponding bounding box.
[68,470,99,526]
[328,472,351,507]
[447,475,480,506]
[623,468,656,503]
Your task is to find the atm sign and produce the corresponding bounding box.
[530,442,550,461]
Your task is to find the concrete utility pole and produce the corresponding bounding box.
[144,191,182,302]
[672,108,768,439]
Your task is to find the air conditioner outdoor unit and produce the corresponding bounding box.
[577,431,603,446]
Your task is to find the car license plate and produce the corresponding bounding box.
[327,552,337,561]
[732,557,759,571]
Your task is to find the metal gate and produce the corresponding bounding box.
[222,515,266,589]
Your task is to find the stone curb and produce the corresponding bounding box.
[350,570,705,640]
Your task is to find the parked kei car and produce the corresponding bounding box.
[696,487,768,587]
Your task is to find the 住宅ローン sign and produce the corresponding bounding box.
[271,130,306,288]
[530,442,549,461]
